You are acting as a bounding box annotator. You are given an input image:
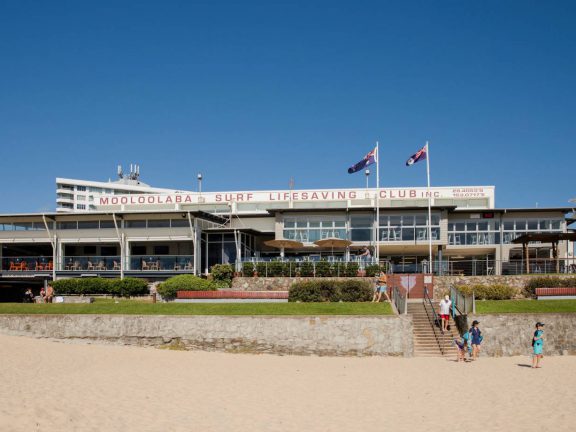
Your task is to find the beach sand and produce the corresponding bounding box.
[0,334,574,432]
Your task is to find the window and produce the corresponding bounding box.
[131,245,147,255]
[350,215,372,242]
[170,219,189,228]
[77,186,86,191]
[147,220,171,228]
[125,220,146,228]
[77,195,86,201]
[57,222,78,230]
[99,220,115,229]
[76,204,86,210]
[78,221,99,229]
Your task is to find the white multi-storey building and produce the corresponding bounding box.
[56,164,189,212]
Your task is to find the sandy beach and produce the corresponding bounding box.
[1,334,575,432]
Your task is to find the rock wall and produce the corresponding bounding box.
[0,314,414,357]
[231,277,374,291]
[464,313,576,356]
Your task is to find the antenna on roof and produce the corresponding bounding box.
[117,165,123,179]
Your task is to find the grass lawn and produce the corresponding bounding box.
[0,300,393,316]
[476,299,576,314]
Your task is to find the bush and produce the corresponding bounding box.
[283,262,297,277]
[524,277,576,297]
[289,279,372,302]
[268,261,285,277]
[242,262,255,277]
[52,278,80,295]
[299,261,314,277]
[256,262,267,277]
[51,277,148,297]
[457,284,516,300]
[344,262,359,277]
[210,264,234,287]
[365,264,381,277]
[112,278,149,297]
[315,260,332,277]
[157,275,217,300]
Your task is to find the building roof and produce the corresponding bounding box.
[511,233,576,244]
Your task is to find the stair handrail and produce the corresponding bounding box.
[450,284,475,317]
[423,286,445,355]
[392,286,407,315]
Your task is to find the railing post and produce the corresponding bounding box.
[472,291,476,314]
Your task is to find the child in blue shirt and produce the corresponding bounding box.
[531,322,544,368]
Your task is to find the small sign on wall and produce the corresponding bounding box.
[424,276,433,284]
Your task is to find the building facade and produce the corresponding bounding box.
[1,184,574,292]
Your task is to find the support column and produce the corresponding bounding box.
[194,218,201,276]
[125,237,131,272]
[524,242,530,274]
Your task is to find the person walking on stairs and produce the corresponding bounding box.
[438,295,452,332]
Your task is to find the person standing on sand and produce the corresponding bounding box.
[470,320,482,360]
[532,322,545,368]
[438,295,452,332]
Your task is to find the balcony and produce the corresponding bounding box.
[1,257,54,272]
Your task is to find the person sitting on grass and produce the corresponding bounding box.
[532,322,545,369]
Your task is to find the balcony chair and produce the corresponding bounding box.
[184,261,193,270]
[9,261,16,271]
[87,261,95,271]
[141,261,150,271]
[112,261,120,271]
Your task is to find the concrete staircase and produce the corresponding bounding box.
[408,301,460,357]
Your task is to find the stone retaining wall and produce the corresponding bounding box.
[0,314,413,357]
[465,313,576,356]
[231,277,374,291]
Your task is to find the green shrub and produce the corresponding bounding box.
[256,262,267,277]
[289,279,372,302]
[365,264,381,277]
[315,260,332,277]
[157,275,217,300]
[268,261,285,277]
[210,264,234,285]
[333,262,346,277]
[524,277,576,297]
[52,278,80,295]
[299,261,314,277]
[78,278,112,295]
[338,279,373,302]
[457,284,516,300]
[344,262,359,277]
[112,278,149,297]
[242,262,255,277]
[52,277,149,296]
[284,262,298,277]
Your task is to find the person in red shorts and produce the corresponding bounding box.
[438,295,452,332]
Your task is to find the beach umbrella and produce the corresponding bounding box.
[264,239,304,258]
[313,238,352,257]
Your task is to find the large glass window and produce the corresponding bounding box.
[284,217,348,242]
[448,218,499,245]
[379,213,440,242]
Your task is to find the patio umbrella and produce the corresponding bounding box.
[313,238,353,257]
[264,239,304,258]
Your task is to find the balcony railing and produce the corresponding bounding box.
[61,256,121,271]
[130,255,194,271]
[2,257,54,271]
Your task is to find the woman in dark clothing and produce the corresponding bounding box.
[470,320,482,360]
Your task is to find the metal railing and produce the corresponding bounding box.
[238,259,381,277]
[2,257,54,271]
[438,258,576,276]
[130,255,194,271]
[392,286,407,315]
[61,256,121,271]
[450,284,475,316]
[423,286,446,355]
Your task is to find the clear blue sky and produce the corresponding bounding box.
[1,0,574,213]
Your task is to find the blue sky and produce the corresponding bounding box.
[0,0,574,213]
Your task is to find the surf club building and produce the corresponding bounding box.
[1,179,575,296]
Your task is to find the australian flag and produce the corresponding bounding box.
[406,145,427,166]
[348,147,377,174]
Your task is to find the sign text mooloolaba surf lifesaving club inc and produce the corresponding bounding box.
[96,187,494,209]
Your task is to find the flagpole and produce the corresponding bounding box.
[425,141,432,274]
[375,141,380,266]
